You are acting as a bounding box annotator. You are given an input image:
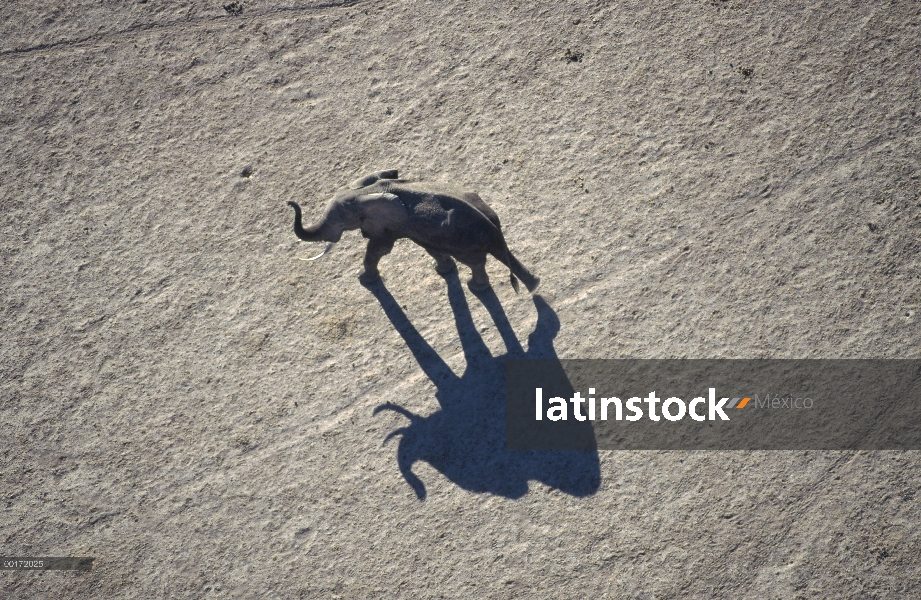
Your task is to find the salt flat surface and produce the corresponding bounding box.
[3,1,920,597]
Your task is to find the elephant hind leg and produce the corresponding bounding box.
[359,237,395,283]
[466,260,491,291]
[424,249,456,275]
[454,253,491,291]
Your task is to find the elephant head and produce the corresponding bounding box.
[287,170,403,260]
[287,197,355,259]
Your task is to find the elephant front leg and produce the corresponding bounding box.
[424,249,456,275]
[359,237,395,283]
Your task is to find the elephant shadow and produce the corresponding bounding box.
[363,272,600,500]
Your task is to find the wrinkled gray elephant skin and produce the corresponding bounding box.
[287,170,540,293]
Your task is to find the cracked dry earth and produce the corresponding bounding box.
[3,0,920,598]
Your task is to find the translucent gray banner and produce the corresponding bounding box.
[1,557,94,570]
[506,360,921,450]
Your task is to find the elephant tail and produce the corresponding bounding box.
[494,232,541,293]
[502,240,521,294]
[465,199,537,293]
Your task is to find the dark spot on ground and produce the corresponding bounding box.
[564,48,584,63]
[240,166,253,178]
[224,2,243,16]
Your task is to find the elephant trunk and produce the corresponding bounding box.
[287,201,340,260]
[287,201,333,242]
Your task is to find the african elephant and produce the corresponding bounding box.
[286,169,539,293]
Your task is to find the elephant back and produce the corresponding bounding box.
[400,186,503,252]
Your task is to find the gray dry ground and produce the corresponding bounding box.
[2,0,920,598]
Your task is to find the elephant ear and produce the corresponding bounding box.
[356,192,407,236]
[348,169,400,189]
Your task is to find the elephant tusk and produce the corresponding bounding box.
[298,242,335,261]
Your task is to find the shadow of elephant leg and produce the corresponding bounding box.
[469,285,524,356]
[363,281,456,384]
[359,237,395,283]
[443,272,492,360]
[424,248,457,275]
